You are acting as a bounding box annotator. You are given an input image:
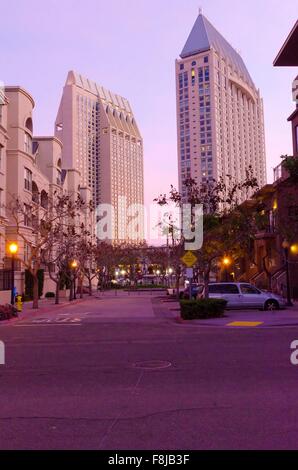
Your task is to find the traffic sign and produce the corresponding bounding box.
[181,250,197,267]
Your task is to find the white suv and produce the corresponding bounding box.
[208,283,287,310]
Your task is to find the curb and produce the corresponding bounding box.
[0,297,89,326]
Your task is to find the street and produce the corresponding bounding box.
[0,292,298,450]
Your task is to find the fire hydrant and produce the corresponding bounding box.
[16,295,23,313]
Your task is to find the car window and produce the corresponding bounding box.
[209,284,239,294]
[209,284,223,294]
[240,284,260,295]
[220,284,239,294]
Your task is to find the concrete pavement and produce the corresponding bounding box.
[1,292,298,449]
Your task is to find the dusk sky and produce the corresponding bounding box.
[1,0,297,208]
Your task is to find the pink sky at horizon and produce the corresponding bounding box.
[1,0,297,216]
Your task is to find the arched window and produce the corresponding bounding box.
[40,190,48,209]
[25,117,33,133]
[32,181,39,204]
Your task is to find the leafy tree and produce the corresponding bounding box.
[7,191,89,308]
[155,167,259,298]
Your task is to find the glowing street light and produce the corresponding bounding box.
[9,243,18,255]
[290,243,298,255]
[71,260,78,269]
[70,259,78,300]
[222,256,232,282]
[222,256,232,267]
[8,242,18,305]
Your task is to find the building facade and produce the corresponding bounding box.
[0,85,93,302]
[231,20,298,299]
[176,13,266,199]
[55,71,144,242]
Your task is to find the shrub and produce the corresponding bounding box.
[180,299,227,320]
[45,292,55,298]
[0,304,18,321]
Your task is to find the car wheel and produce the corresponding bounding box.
[264,299,279,311]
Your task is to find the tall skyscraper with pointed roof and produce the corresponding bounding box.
[176,13,266,198]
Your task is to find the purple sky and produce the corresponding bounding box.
[1,0,297,209]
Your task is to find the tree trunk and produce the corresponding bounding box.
[204,270,210,299]
[175,268,181,300]
[69,279,73,301]
[32,275,39,309]
[78,275,83,299]
[89,278,92,296]
[55,281,60,305]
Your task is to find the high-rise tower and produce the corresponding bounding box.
[55,71,144,241]
[176,14,266,199]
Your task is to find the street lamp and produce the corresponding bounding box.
[222,256,232,282]
[290,244,298,255]
[282,240,293,306]
[8,242,18,305]
[70,259,78,300]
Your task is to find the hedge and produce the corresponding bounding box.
[180,298,227,320]
[45,292,55,298]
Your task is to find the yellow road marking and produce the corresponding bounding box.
[227,321,263,327]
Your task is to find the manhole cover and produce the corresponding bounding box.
[132,360,172,370]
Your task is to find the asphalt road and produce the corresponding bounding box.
[0,293,298,450]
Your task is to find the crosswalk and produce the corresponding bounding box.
[15,316,82,326]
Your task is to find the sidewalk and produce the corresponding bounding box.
[173,302,298,328]
[0,296,90,326]
[163,301,298,328]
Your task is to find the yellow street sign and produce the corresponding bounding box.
[181,250,197,267]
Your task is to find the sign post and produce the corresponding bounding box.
[181,251,198,300]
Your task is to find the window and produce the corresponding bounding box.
[24,132,32,154]
[209,284,239,294]
[240,284,260,295]
[24,167,32,191]
[24,204,32,227]
[204,56,208,63]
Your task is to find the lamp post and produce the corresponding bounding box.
[222,256,232,282]
[8,242,18,305]
[282,240,293,306]
[168,267,173,287]
[70,260,78,301]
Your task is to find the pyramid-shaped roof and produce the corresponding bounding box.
[180,14,255,88]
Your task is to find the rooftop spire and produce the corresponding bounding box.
[180,13,255,88]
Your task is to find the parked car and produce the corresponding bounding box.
[207,282,287,310]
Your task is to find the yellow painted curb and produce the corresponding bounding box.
[227,321,264,327]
